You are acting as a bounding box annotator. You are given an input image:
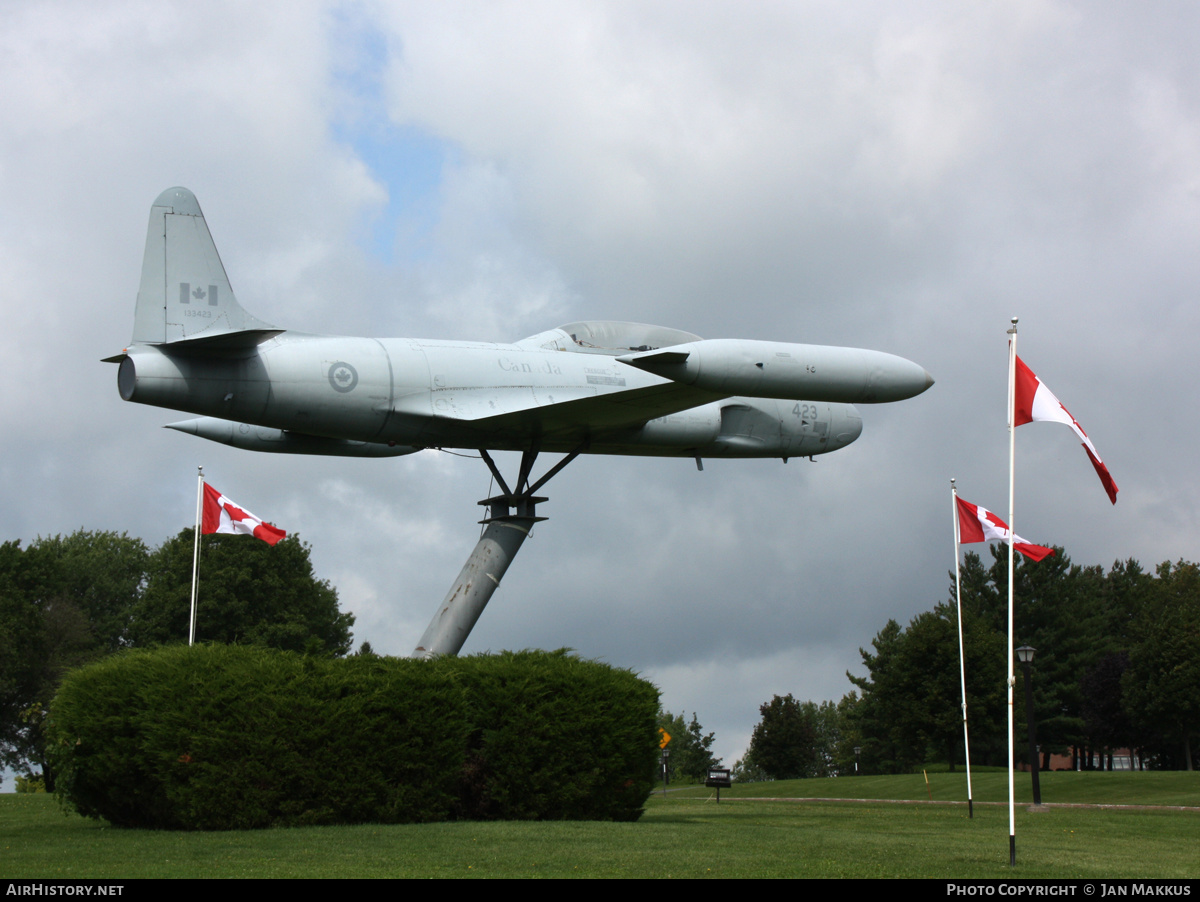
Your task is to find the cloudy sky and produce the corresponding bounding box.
[3,1,1197,770]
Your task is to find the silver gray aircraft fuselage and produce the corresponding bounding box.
[119,331,898,459]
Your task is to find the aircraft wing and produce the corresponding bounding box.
[393,378,726,445]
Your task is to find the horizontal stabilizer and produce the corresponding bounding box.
[153,328,284,353]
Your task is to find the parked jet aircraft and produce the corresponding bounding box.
[108,187,934,655]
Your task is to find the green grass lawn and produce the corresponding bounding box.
[3,772,1197,879]
[678,768,1200,808]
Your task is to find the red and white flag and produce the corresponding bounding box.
[1014,356,1118,505]
[201,483,286,545]
[956,496,1055,562]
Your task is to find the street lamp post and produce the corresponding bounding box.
[853,746,862,774]
[1016,645,1042,806]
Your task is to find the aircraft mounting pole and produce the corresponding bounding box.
[410,498,542,658]
[411,446,583,658]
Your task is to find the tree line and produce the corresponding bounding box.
[730,545,1199,778]
[8,530,1197,788]
[1,528,353,789]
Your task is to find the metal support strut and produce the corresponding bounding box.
[411,444,584,658]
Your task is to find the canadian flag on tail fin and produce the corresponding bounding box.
[201,483,286,545]
[1014,356,1118,505]
[955,497,1055,562]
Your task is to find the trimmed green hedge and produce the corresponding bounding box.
[47,646,658,830]
[447,651,658,821]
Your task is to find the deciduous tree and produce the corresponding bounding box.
[1080,651,1135,768]
[1124,561,1200,771]
[129,529,353,655]
[746,694,817,780]
[0,531,148,787]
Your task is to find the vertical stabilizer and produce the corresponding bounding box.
[132,187,277,345]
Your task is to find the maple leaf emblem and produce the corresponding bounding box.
[327,361,359,392]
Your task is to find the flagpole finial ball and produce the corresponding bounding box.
[1011,317,1018,325]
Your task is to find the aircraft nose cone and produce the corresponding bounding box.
[164,419,199,435]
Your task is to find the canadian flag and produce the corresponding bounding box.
[956,496,1055,562]
[201,483,286,545]
[1014,356,1118,505]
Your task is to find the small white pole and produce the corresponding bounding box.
[951,478,974,818]
[189,466,204,647]
[1006,318,1019,865]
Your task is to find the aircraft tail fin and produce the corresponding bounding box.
[132,187,279,346]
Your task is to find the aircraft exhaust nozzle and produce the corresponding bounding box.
[166,417,420,458]
[617,339,933,404]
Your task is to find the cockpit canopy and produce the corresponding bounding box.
[554,321,702,354]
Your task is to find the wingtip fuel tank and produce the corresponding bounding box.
[617,340,933,405]
[166,417,420,458]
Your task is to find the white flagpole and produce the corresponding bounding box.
[189,466,204,647]
[1006,318,1018,865]
[951,478,974,819]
